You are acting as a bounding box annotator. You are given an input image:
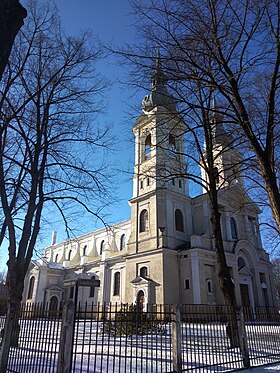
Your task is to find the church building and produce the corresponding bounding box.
[23,62,277,311]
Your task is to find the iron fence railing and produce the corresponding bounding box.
[180,305,244,372]
[0,302,279,373]
[245,307,280,367]
[6,302,62,373]
[73,303,173,373]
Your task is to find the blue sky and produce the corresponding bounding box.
[0,0,145,270]
[50,0,144,225]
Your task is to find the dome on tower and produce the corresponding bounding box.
[142,53,176,112]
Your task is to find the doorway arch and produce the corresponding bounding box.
[49,296,58,317]
[136,290,145,311]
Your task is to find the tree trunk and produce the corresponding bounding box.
[210,190,239,348]
[259,161,280,234]
[0,265,24,372]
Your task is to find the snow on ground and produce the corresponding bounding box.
[235,363,280,372]
[5,317,280,372]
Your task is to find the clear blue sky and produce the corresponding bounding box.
[0,0,145,270]
[51,0,143,225]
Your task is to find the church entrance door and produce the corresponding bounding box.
[49,296,58,317]
[136,290,145,310]
[240,284,250,308]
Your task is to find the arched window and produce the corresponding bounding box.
[83,245,87,256]
[169,134,176,151]
[100,240,105,254]
[248,216,257,236]
[67,250,72,261]
[144,134,152,160]
[55,254,59,263]
[140,266,148,277]
[139,209,149,232]
[49,296,58,316]
[27,276,35,299]
[89,275,96,298]
[137,290,145,310]
[175,209,184,232]
[238,257,246,270]
[120,234,126,251]
[184,278,190,289]
[113,272,120,296]
[230,217,238,239]
[214,167,219,184]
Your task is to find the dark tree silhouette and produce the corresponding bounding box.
[0,0,27,80]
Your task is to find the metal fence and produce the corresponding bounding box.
[73,303,173,373]
[245,307,280,367]
[6,302,62,373]
[2,302,280,372]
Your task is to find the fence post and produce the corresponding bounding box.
[57,301,75,373]
[172,305,182,373]
[236,307,250,369]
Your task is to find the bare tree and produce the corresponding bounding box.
[130,0,280,236]
[0,0,27,80]
[0,1,111,368]
[117,0,280,348]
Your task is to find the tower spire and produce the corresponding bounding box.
[151,48,167,89]
[142,49,176,112]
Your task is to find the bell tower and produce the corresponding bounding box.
[201,99,244,192]
[127,56,192,255]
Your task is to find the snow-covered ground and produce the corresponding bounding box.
[235,363,280,372]
[5,317,280,372]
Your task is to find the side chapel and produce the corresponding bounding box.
[23,62,277,311]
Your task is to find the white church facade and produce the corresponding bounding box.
[23,63,277,311]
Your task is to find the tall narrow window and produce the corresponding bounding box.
[184,279,190,289]
[248,216,257,236]
[67,250,72,261]
[230,217,238,239]
[175,209,184,232]
[89,275,96,298]
[120,234,126,251]
[144,134,152,160]
[55,254,59,262]
[27,276,35,299]
[207,279,213,294]
[113,272,120,296]
[139,209,149,232]
[169,134,176,151]
[83,245,87,256]
[69,286,74,299]
[100,240,105,254]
